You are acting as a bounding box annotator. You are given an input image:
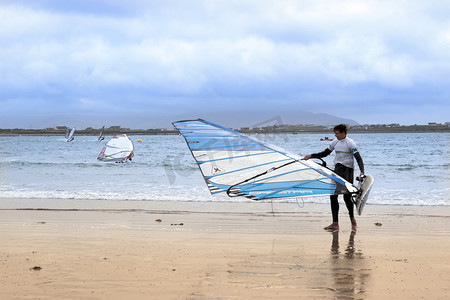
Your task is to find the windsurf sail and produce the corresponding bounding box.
[97,134,134,162]
[66,128,75,142]
[98,126,105,141]
[65,127,70,139]
[172,119,358,201]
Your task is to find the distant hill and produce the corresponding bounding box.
[0,110,359,130]
[173,110,359,129]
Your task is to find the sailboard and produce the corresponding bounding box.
[66,128,75,142]
[172,119,359,201]
[354,175,374,215]
[97,134,134,162]
[98,126,105,141]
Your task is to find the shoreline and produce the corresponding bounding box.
[1,199,449,299]
[1,129,450,137]
[1,127,449,137]
[1,197,449,215]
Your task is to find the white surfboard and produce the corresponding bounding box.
[355,174,374,216]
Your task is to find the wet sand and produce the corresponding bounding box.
[0,199,449,299]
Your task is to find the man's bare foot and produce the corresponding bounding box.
[351,218,357,231]
[324,222,339,231]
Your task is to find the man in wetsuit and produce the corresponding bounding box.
[303,124,364,231]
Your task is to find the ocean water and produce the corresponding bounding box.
[0,132,449,207]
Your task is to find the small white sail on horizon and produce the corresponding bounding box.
[66,128,75,142]
[65,127,70,139]
[98,126,105,141]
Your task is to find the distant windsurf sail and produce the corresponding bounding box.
[172,119,358,201]
[98,126,105,141]
[65,127,70,139]
[66,128,75,142]
[97,134,134,162]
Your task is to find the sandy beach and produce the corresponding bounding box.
[1,199,449,300]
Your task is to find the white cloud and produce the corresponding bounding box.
[1,0,450,126]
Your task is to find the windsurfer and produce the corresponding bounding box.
[304,124,365,231]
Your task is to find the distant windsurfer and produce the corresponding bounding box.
[304,124,365,231]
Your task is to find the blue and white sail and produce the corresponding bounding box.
[172,119,358,201]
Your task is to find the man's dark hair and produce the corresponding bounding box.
[333,124,348,134]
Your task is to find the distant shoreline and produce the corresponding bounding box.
[0,125,449,136]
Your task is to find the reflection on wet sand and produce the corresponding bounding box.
[329,231,371,299]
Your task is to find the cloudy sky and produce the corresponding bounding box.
[1,0,449,129]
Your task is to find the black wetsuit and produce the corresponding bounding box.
[310,138,364,222]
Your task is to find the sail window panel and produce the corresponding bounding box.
[198,154,292,179]
[192,150,287,164]
[247,164,328,185]
[187,137,267,152]
[200,161,291,184]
